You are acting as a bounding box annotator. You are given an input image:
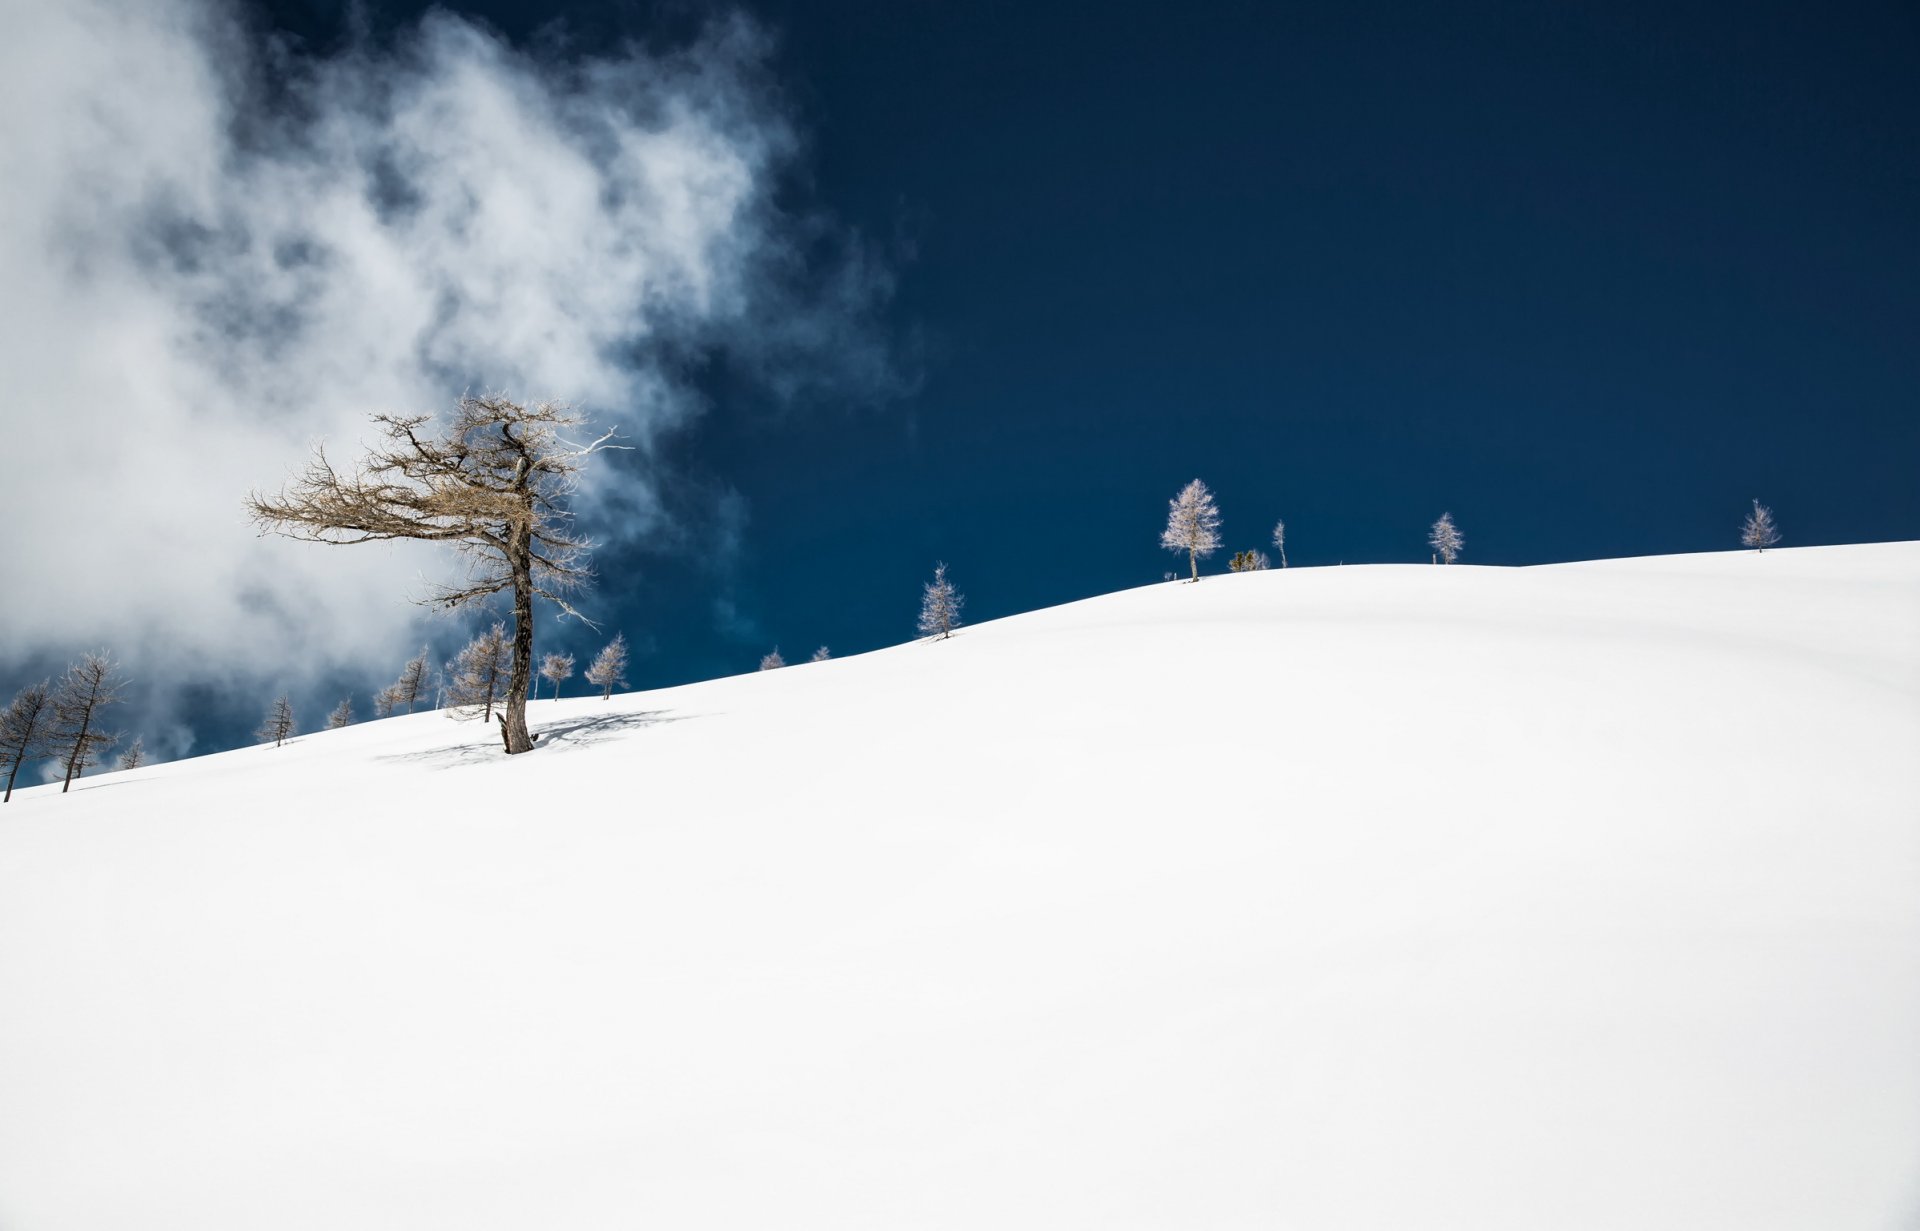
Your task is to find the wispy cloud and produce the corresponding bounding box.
[0,0,895,758]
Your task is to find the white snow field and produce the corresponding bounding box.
[2,543,1917,1230]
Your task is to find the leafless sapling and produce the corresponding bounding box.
[1229,550,1269,572]
[1272,519,1288,568]
[51,652,123,793]
[446,624,511,722]
[327,698,355,729]
[1429,512,1463,564]
[585,633,629,700]
[1,681,57,803]
[918,562,964,640]
[539,652,575,700]
[247,395,620,754]
[810,646,831,663]
[117,737,146,771]
[1742,499,1782,551]
[257,695,297,747]
[390,649,432,713]
[1161,479,1222,581]
[759,648,786,670]
[373,685,400,719]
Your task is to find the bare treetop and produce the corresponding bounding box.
[247,396,617,621]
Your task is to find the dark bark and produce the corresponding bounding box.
[499,459,536,755]
[61,706,93,794]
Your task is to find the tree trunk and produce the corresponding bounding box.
[502,523,537,755]
[61,709,90,793]
[1189,547,1198,582]
[3,759,19,804]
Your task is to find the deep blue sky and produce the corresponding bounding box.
[240,0,1920,704]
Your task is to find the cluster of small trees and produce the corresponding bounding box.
[1,652,130,802]
[1162,478,1783,577]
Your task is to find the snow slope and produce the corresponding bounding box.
[2,544,1917,1230]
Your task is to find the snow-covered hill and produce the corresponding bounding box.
[3,544,1917,1230]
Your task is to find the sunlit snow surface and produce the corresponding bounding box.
[3,544,1917,1229]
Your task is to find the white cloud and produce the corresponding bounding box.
[0,0,887,754]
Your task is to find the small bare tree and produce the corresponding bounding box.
[918,562,964,640]
[810,646,831,663]
[373,685,400,719]
[118,737,146,771]
[1229,550,1269,572]
[759,648,786,671]
[1161,479,1222,581]
[257,695,297,747]
[446,624,511,722]
[1742,499,1781,551]
[1,681,57,803]
[585,633,629,700]
[1429,512,1463,564]
[1272,519,1288,568]
[389,649,432,713]
[247,395,619,754]
[539,651,575,700]
[52,652,123,793]
[326,698,355,729]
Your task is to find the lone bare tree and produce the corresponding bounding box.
[539,652,575,701]
[1742,499,1781,551]
[247,395,618,754]
[327,698,355,729]
[810,646,831,663]
[258,695,297,747]
[585,633,628,700]
[118,737,146,771]
[1429,512,1463,564]
[52,652,123,793]
[1272,519,1288,568]
[918,562,964,640]
[446,624,511,722]
[759,648,786,671]
[1,681,56,803]
[1161,479,1222,581]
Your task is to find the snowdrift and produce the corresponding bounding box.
[3,544,1917,1229]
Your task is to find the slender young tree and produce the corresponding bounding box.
[1161,479,1223,581]
[326,698,355,729]
[117,737,146,771]
[918,562,964,640]
[257,696,297,747]
[585,633,629,700]
[373,685,400,719]
[446,624,511,723]
[539,651,575,700]
[1742,499,1782,551]
[390,649,432,713]
[1,681,57,804]
[810,646,831,663]
[51,652,123,793]
[759,648,786,671]
[1272,519,1288,568]
[1429,512,1463,564]
[247,395,620,755]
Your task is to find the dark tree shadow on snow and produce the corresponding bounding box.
[377,709,685,770]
